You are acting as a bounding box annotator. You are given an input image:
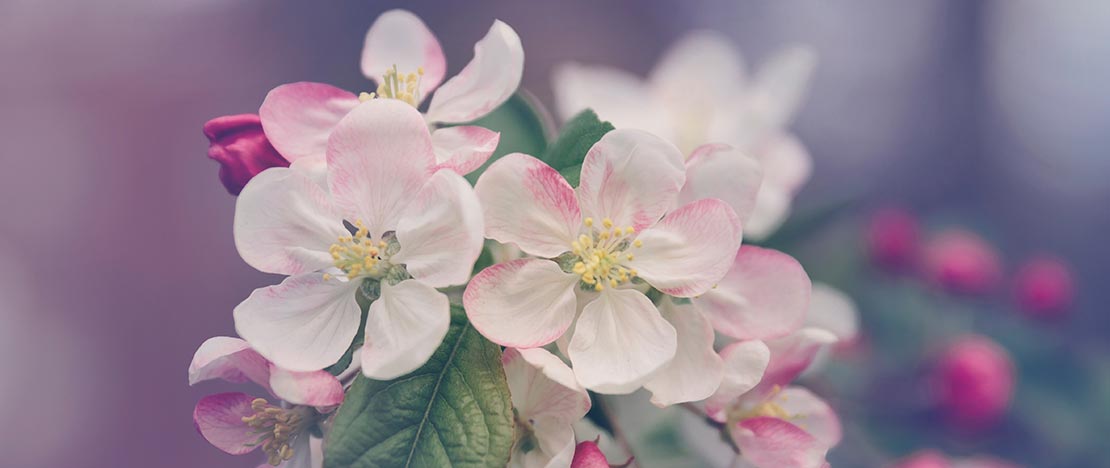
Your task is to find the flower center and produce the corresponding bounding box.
[328,221,391,279]
[359,65,424,107]
[729,386,795,424]
[570,217,642,292]
[241,398,312,466]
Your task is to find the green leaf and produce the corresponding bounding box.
[461,92,551,184]
[558,164,581,187]
[541,109,613,172]
[324,307,515,468]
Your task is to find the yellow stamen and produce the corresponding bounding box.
[569,218,641,291]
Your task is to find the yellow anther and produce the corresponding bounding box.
[594,283,604,292]
[372,64,423,107]
[633,239,643,248]
[626,254,634,261]
[570,215,644,291]
[358,92,376,102]
[602,218,614,229]
[329,220,390,278]
[625,226,635,235]
[584,217,594,227]
[242,398,309,467]
[417,66,425,75]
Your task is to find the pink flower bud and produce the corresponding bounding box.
[204,114,289,195]
[921,229,1002,295]
[931,335,1014,430]
[866,207,919,270]
[888,450,952,468]
[571,440,612,468]
[1013,256,1074,319]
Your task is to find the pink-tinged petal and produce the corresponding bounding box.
[188,336,270,391]
[193,392,259,455]
[259,82,359,162]
[392,170,484,288]
[630,198,742,297]
[680,143,763,224]
[755,328,838,396]
[577,129,686,231]
[503,347,591,423]
[234,167,348,276]
[1014,255,1075,319]
[805,283,859,343]
[360,9,446,99]
[733,417,827,468]
[644,299,724,407]
[551,63,669,138]
[752,133,812,196]
[234,273,362,372]
[431,126,500,175]
[326,99,435,238]
[567,289,677,394]
[570,440,611,468]
[705,340,771,422]
[360,280,450,379]
[475,153,581,258]
[776,387,841,447]
[204,114,290,195]
[748,45,817,130]
[953,457,1022,468]
[268,366,344,408]
[464,258,579,348]
[744,185,791,241]
[425,20,524,123]
[695,246,811,340]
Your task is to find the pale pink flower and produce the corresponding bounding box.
[553,32,816,239]
[888,450,1023,468]
[232,100,484,379]
[464,129,742,394]
[703,327,841,468]
[931,335,1015,430]
[189,337,343,467]
[921,229,1003,295]
[504,348,592,468]
[259,9,523,175]
[1013,255,1075,319]
[867,207,920,271]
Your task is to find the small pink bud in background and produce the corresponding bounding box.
[867,207,920,270]
[932,335,1015,430]
[922,229,1002,295]
[888,450,952,468]
[571,440,614,468]
[204,114,289,195]
[1013,256,1075,319]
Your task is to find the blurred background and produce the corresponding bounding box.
[2,0,1108,466]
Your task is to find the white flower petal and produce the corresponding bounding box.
[188,336,268,388]
[360,280,451,380]
[754,328,838,397]
[431,126,500,175]
[475,153,581,258]
[748,45,817,130]
[551,63,669,138]
[464,258,580,348]
[643,299,724,407]
[425,20,523,123]
[576,129,686,231]
[705,340,771,422]
[744,184,792,241]
[752,132,812,196]
[392,170,484,288]
[695,246,811,341]
[326,99,434,238]
[776,387,842,447]
[630,198,742,297]
[360,9,446,99]
[650,30,747,107]
[805,283,859,343]
[680,143,763,225]
[504,348,590,424]
[268,366,344,408]
[234,273,362,372]
[234,167,347,276]
[567,289,677,394]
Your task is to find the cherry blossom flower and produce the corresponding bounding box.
[232,99,484,379]
[931,335,1015,430]
[1013,255,1075,319]
[259,9,523,176]
[204,114,290,195]
[504,348,592,468]
[702,326,841,468]
[553,32,816,239]
[889,450,1023,468]
[189,336,343,467]
[464,129,742,394]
